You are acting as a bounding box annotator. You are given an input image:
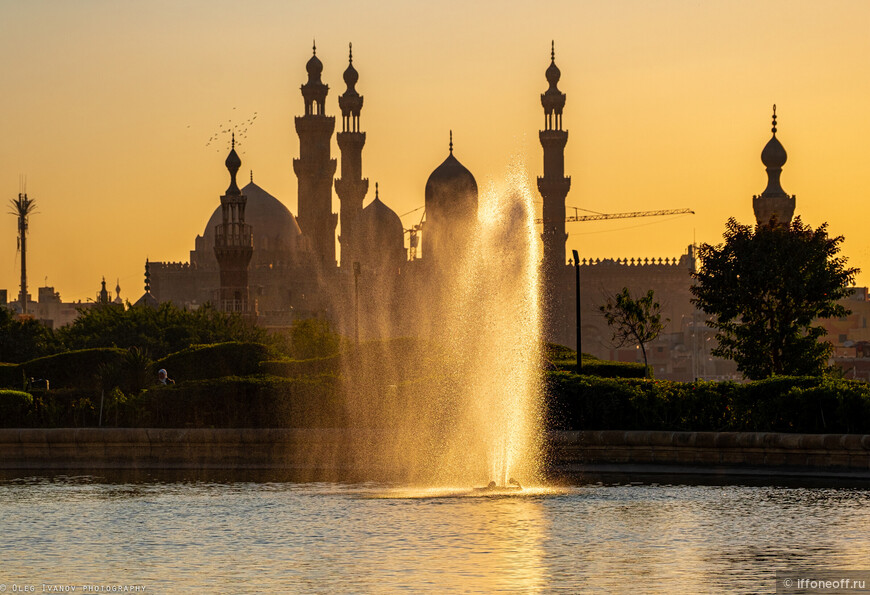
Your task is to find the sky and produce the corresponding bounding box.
[1,0,869,302]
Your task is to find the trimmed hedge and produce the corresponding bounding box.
[260,355,341,378]
[0,363,21,389]
[17,348,126,390]
[547,372,870,434]
[154,342,272,382]
[133,374,342,428]
[0,390,34,424]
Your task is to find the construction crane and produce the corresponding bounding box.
[534,207,694,225]
[401,206,426,261]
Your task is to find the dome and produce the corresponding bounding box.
[361,195,404,241]
[546,60,561,88]
[425,152,478,217]
[761,134,787,169]
[359,188,405,269]
[306,54,323,80]
[200,181,302,267]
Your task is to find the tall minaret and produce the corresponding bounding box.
[334,42,369,270]
[214,135,254,313]
[753,105,795,227]
[294,42,338,267]
[537,42,571,340]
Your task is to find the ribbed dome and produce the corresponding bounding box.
[201,181,302,267]
[761,134,787,169]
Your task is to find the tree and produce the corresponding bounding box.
[599,287,667,377]
[0,307,56,363]
[691,217,858,380]
[57,302,267,359]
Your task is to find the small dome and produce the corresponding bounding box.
[225,146,241,172]
[362,195,403,240]
[546,60,561,88]
[306,53,323,80]
[343,62,359,90]
[761,134,787,169]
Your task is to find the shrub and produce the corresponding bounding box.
[546,372,870,433]
[18,348,126,390]
[0,363,21,389]
[578,360,650,379]
[260,355,341,378]
[0,390,34,426]
[132,374,343,428]
[154,342,272,382]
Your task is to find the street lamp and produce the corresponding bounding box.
[353,261,361,345]
[573,249,581,373]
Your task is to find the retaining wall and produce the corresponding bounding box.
[1,429,869,478]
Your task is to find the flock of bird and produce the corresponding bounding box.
[203,108,259,152]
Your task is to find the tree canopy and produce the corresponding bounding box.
[599,287,667,377]
[691,217,858,380]
[56,302,267,359]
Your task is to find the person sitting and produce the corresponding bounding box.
[157,369,175,385]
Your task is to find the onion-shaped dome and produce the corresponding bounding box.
[306,42,323,81]
[224,137,242,194]
[425,134,478,219]
[761,105,787,169]
[545,40,561,89]
[761,135,787,169]
[343,43,359,92]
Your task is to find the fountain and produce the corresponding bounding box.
[339,163,545,490]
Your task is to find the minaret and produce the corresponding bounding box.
[537,42,571,340]
[294,42,338,267]
[335,42,369,270]
[214,135,254,313]
[753,105,795,227]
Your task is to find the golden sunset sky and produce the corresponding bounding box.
[2,0,868,302]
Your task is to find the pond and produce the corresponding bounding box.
[1,475,868,593]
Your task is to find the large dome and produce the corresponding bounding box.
[425,152,478,218]
[199,181,303,267]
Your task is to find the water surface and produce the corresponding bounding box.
[1,476,868,593]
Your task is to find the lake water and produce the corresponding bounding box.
[1,474,869,593]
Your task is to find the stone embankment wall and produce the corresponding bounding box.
[550,430,870,477]
[0,429,868,477]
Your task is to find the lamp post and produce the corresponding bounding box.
[573,249,581,373]
[353,261,361,345]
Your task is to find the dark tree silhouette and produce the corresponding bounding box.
[691,217,858,380]
[600,287,667,377]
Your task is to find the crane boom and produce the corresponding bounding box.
[534,208,693,225]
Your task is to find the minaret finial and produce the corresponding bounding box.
[375,181,379,199]
[551,40,555,62]
[231,132,235,149]
[771,104,777,134]
[449,130,453,154]
[313,39,316,55]
[349,42,353,64]
[250,170,253,183]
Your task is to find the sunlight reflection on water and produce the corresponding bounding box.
[1,477,868,593]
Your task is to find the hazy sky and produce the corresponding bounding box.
[2,0,869,302]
